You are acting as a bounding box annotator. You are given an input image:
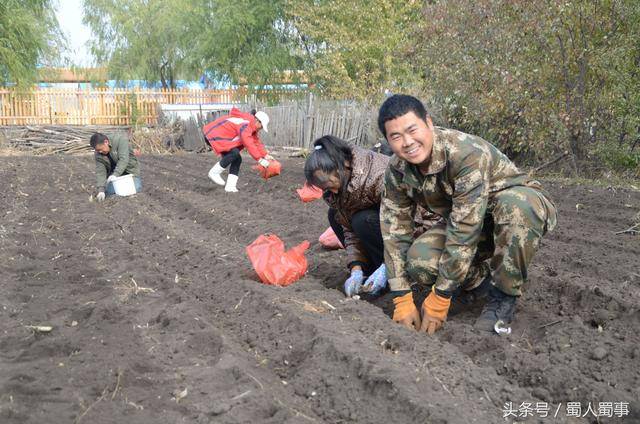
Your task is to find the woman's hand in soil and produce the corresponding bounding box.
[392,292,422,330]
[95,191,105,202]
[363,264,387,296]
[420,291,451,335]
[344,269,364,297]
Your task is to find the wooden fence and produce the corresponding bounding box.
[0,87,306,126]
[258,96,378,148]
[0,88,382,150]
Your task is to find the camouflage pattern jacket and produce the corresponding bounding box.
[381,127,555,292]
[94,134,140,192]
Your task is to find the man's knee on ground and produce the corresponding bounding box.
[406,242,439,287]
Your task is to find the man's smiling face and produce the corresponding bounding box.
[384,111,435,168]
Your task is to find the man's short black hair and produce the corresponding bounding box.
[377,94,430,137]
[89,132,109,148]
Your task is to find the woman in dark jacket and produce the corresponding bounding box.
[304,135,393,297]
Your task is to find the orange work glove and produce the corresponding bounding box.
[392,292,421,330]
[420,290,451,335]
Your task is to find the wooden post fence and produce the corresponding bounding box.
[0,87,306,126]
[0,87,381,149]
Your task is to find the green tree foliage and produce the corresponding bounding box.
[84,0,301,87]
[84,0,194,88]
[595,1,640,163]
[0,0,64,85]
[188,0,301,86]
[287,0,422,100]
[413,0,640,168]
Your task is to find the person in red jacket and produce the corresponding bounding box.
[203,108,273,192]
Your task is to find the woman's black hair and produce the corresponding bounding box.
[304,135,353,194]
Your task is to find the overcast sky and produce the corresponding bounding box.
[55,0,94,66]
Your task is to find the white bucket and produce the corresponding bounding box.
[112,174,137,196]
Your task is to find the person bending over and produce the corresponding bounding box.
[203,108,273,193]
[90,132,141,202]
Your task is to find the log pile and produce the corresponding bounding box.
[0,124,186,155]
[0,125,129,155]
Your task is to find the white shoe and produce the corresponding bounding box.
[225,174,239,193]
[208,162,226,186]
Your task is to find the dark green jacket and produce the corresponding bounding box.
[94,134,140,192]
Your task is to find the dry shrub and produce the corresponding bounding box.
[131,122,183,154]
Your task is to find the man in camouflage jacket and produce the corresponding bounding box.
[378,95,557,335]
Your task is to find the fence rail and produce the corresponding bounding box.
[0,87,306,126]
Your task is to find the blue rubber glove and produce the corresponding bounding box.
[363,264,387,295]
[344,269,364,297]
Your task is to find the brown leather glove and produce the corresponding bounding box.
[392,292,421,330]
[420,290,451,335]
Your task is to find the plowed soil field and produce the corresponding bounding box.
[1,152,639,423]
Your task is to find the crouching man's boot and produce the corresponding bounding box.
[208,162,226,186]
[447,263,492,316]
[473,285,516,333]
[225,174,239,193]
[448,273,493,316]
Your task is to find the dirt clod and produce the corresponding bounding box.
[591,347,608,361]
[209,402,231,416]
[592,308,610,327]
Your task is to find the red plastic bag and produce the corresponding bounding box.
[246,234,310,286]
[296,183,323,202]
[253,160,282,180]
[319,227,344,250]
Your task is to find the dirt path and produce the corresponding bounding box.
[0,153,638,423]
